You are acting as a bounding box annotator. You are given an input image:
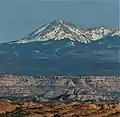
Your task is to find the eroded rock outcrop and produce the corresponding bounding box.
[0,100,17,114]
[1,100,120,117]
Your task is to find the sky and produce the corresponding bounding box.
[0,0,119,42]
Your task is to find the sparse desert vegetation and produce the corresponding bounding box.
[0,100,120,117]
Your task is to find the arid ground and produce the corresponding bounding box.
[0,100,120,117]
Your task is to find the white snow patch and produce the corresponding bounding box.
[34,24,50,35]
[55,48,60,52]
[34,50,40,53]
[111,30,120,36]
[42,41,52,45]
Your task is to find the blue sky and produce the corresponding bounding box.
[0,0,119,42]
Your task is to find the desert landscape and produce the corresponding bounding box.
[0,0,119,117]
[0,75,120,116]
[0,100,120,117]
[0,75,120,102]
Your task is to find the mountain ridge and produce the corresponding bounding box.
[9,20,120,44]
[0,23,120,75]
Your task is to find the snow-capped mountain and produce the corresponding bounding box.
[0,20,120,76]
[11,20,120,44]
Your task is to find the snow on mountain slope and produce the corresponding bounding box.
[11,20,120,44]
[111,30,120,36]
[85,26,113,40]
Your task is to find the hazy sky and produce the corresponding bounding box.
[0,0,119,42]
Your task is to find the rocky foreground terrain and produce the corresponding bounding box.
[0,100,120,117]
[0,75,120,102]
[0,76,120,116]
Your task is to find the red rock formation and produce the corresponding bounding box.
[0,100,17,114]
[0,100,120,117]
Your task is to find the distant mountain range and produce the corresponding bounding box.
[0,20,120,76]
[9,20,120,44]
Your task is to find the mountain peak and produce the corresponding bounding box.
[13,20,89,44]
[51,20,63,24]
[48,20,77,29]
[11,20,120,44]
[48,20,63,27]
